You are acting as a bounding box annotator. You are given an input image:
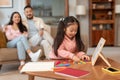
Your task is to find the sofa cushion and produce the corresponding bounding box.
[0,30,7,48]
[0,48,18,62]
[0,46,45,62]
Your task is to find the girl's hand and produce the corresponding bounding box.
[72,55,80,62]
[80,55,90,61]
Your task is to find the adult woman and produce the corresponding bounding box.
[5,12,41,70]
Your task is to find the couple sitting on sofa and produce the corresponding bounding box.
[4,5,53,70]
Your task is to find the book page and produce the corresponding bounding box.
[20,62,54,73]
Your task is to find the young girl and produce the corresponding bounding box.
[49,16,90,62]
[4,12,41,70]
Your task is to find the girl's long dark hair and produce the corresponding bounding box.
[8,12,27,33]
[53,16,85,56]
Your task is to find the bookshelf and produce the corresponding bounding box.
[89,0,115,47]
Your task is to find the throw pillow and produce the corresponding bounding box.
[0,30,7,48]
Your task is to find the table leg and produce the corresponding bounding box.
[28,75,35,80]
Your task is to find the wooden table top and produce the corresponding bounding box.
[25,58,120,80]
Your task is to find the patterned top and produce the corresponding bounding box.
[5,25,21,40]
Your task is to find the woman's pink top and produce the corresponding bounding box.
[5,25,21,40]
[49,36,85,59]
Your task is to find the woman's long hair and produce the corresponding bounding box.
[53,16,85,56]
[8,11,27,33]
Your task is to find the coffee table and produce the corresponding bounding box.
[25,58,120,80]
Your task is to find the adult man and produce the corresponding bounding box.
[23,5,53,59]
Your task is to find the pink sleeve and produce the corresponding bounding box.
[58,43,74,59]
[76,51,85,58]
[49,50,58,59]
[58,50,74,59]
[5,26,14,40]
[5,25,20,40]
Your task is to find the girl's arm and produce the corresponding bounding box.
[58,50,80,62]
[58,49,75,59]
[58,43,76,59]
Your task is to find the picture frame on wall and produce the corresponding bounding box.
[0,0,13,8]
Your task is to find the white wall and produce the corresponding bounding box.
[0,0,26,26]
[52,0,64,16]
[69,0,89,48]
[69,0,76,17]
[77,0,89,48]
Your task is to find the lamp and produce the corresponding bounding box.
[115,5,120,14]
[76,5,86,16]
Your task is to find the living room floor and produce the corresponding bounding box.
[0,47,120,80]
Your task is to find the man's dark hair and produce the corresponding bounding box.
[24,5,33,10]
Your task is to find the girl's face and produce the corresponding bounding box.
[65,23,78,39]
[12,13,20,24]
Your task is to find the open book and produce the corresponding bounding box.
[20,62,54,73]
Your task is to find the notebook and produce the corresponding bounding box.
[55,67,89,78]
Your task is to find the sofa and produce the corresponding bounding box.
[0,26,57,70]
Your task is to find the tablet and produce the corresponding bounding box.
[91,37,111,67]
